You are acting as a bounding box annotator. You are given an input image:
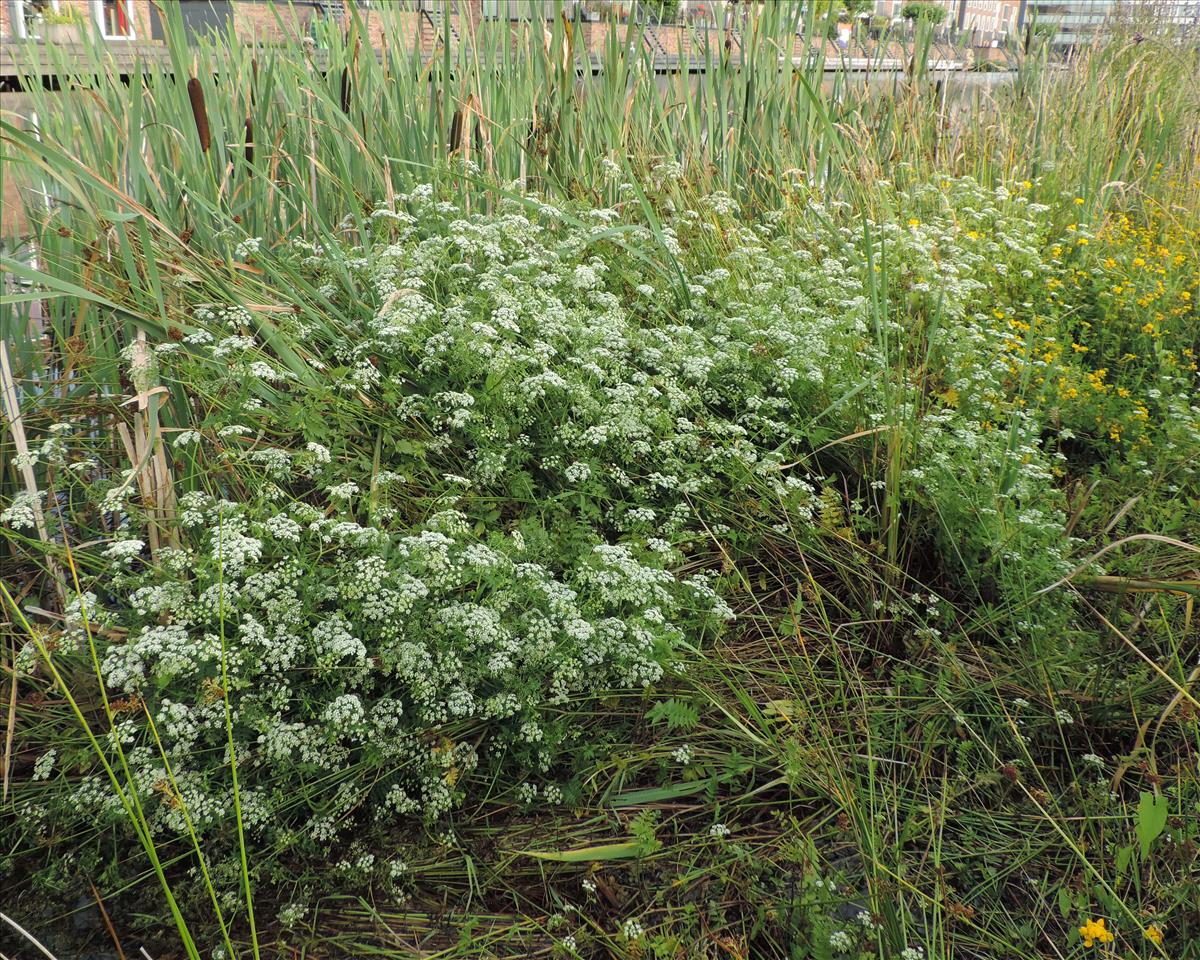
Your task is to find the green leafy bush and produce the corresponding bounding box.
[4,173,1197,932]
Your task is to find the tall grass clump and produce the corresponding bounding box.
[2,2,1199,958]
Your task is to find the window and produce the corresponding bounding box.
[92,0,135,39]
[11,0,60,39]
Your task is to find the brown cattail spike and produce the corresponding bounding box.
[187,77,211,153]
[244,117,254,166]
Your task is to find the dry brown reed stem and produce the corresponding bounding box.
[0,341,67,608]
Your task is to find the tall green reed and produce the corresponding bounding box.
[3,1,1194,357]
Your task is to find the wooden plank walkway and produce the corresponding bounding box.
[1,38,986,87]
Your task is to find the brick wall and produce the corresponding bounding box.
[229,1,317,42]
[220,1,482,50]
[199,2,442,51]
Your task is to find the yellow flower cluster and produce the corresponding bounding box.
[932,179,1196,457]
[1092,210,1198,328]
[988,188,1200,449]
[1079,917,1115,947]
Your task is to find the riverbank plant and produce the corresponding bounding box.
[1,3,1198,958]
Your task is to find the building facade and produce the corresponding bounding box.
[1,0,399,44]
[2,0,151,41]
[1023,0,1116,47]
[872,1,1024,41]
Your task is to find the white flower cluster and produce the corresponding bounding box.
[78,491,715,858]
[0,490,39,531]
[233,236,262,260]
[32,749,57,781]
[157,181,1088,661]
[103,539,145,565]
[285,196,864,575]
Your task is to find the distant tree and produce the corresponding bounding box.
[803,0,870,35]
[901,1,948,24]
[806,0,871,17]
[640,0,680,23]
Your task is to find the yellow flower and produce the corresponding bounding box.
[908,218,920,228]
[1144,924,1164,946]
[1079,918,1115,947]
[1074,197,1085,205]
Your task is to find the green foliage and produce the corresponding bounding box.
[5,171,1196,950]
[1136,792,1169,858]
[628,810,664,855]
[638,0,679,23]
[647,698,701,732]
[1,5,1199,957]
[41,7,83,26]
[901,1,948,24]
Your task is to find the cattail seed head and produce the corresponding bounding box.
[187,77,211,153]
